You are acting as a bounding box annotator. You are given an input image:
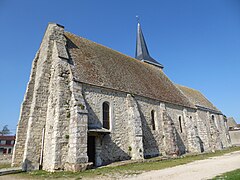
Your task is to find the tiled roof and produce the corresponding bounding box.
[64,32,194,108]
[227,117,237,128]
[0,135,15,140]
[176,85,219,112]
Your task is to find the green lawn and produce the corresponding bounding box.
[10,146,240,179]
[213,169,240,180]
[0,163,11,169]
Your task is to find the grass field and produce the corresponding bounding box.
[0,163,11,169]
[213,169,240,180]
[9,146,239,179]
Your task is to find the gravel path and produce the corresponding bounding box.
[125,151,240,180]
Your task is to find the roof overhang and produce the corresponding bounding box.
[88,128,110,136]
[142,59,164,69]
[196,105,222,115]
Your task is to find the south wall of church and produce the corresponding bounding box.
[83,83,231,166]
[82,84,201,164]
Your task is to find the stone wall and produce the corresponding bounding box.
[83,84,131,165]
[0,155,12,164]
[12,23,74,171]
[195,110,211,152]
[82,84,204,163]
[217,115,232,148]
[229,130,240,146]
[43,38,72,171]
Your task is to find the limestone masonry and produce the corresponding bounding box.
[12,23,232,172]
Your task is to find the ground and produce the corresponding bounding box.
[1,148,240,179]
[125,151,240,180]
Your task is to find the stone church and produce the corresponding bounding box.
[12,22,231,171]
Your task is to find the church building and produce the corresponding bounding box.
[12,22,231,171]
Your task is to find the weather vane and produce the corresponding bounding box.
[136,15,140,23]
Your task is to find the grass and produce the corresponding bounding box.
[0,163,11,169]
[11,146,240,179]
[213,169,240,180]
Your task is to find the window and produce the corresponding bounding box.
[6,140,11,145]
[211,115,218,128]
[211,115,215,121]
[3,149,7,154]
[102,102,110,130]
[151,110,156,130]
[179,116,183,133]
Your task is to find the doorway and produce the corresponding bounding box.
[87,136,95,166]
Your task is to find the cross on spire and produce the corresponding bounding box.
[135,18,163,69]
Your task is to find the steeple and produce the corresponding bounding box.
[135,19,164,69]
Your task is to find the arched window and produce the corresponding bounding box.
[211,115,215,121]
[211,115,218,128]
[102,102,110,129]
[151,110,156,130]
[179,116,183,133]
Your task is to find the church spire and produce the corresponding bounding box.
[135,19,164,69]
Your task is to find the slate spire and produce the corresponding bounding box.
[135,20,164,69]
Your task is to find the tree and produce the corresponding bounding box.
[0,125,11,136]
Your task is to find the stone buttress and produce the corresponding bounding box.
[13,23,64,170]
[64,80,89,171]
[12,23,89,171]
[183,109,201,153]
[160,103,179,155]
[126,94,144,160]
[12,51,39,167]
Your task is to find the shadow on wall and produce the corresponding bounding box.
[22,158,35,171]
[65,36,79,65]
[136,102,160,158]
[84,99,131,166]
[100,134,131,166]
[85,100,102,129]
[174,129,186,155]
[196,136,204,152]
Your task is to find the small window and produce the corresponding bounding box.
[211,115,218,128]
[3,149,7,154]
[211,115,215,121]
[151,110,156,130]
[102,102,110,130]
[6,140,11,145]
[179,116,183,133]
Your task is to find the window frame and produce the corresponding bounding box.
[179,116,183,133]
[102,101,110,130]
[151,110,156,131]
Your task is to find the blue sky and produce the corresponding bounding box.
[0,0,239,133]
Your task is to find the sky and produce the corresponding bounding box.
[0,0,239,133]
